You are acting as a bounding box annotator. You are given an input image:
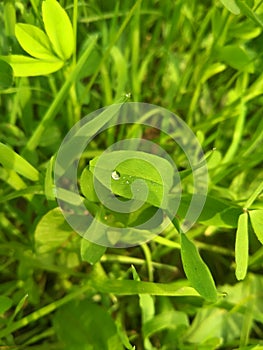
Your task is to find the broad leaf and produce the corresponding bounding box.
[249,210,263,244]
[0,55,64,77]
[53,298,124,350]
[0,59,13,89]
[235,212,249,280]
[89,150,174,209]
[42,0,74,60]
[0,142,39,181]
[180,233,218,302]
[15,23,56,60]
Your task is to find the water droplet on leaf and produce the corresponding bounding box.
[111,170,120,180]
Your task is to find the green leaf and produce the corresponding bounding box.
[132,268,155,321]
[80,167,99,202]
[219,0,240,15]
[81,239,106,264]
[236,0,263,29]
[53,298,124,350]
[218,45,251,70]
[0,55,64,77]
[42,0,74,60]
[142,310,189,339]
[34,208,73,254]
[15,23,56,60]
[180,233,218,302]
[89,150,174,209]
[184,307,241,344]
[235,212,249,280]
[132,265,155,349]
[176,194,243,228]
[91,278,201,297]
[4,1,16,36]
[0,59,13,89]
[249,210,263,244]
[0,296,13,315]
[0,142,39,181]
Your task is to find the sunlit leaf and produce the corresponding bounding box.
[42,0,74,60]
[15,23,56,60]
[0,55,64,77]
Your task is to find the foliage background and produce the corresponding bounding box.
[0,0,263,349]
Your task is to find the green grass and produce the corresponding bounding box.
[1,0,263,349]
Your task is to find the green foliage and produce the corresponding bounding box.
[0,0,74,76]
[42,0,74,60]
[81,239,106,264]
[1,0,263,349]
[235,212,249,280]
[219,0,241,15]
[0,59,13,89]
[180,233,218,302]
[53,298,124,350]
[89,150,174,208]
[249,210,263,244]
[0,142,39,181]
[0,296,13,315]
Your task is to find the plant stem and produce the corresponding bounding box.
[23,35,98,155]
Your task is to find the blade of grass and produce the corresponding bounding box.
[0,278,200,339]
[0,142,39,181]
[80,0,142,103]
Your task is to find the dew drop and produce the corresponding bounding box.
[111,170,120,180]
[126,180,130,185]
